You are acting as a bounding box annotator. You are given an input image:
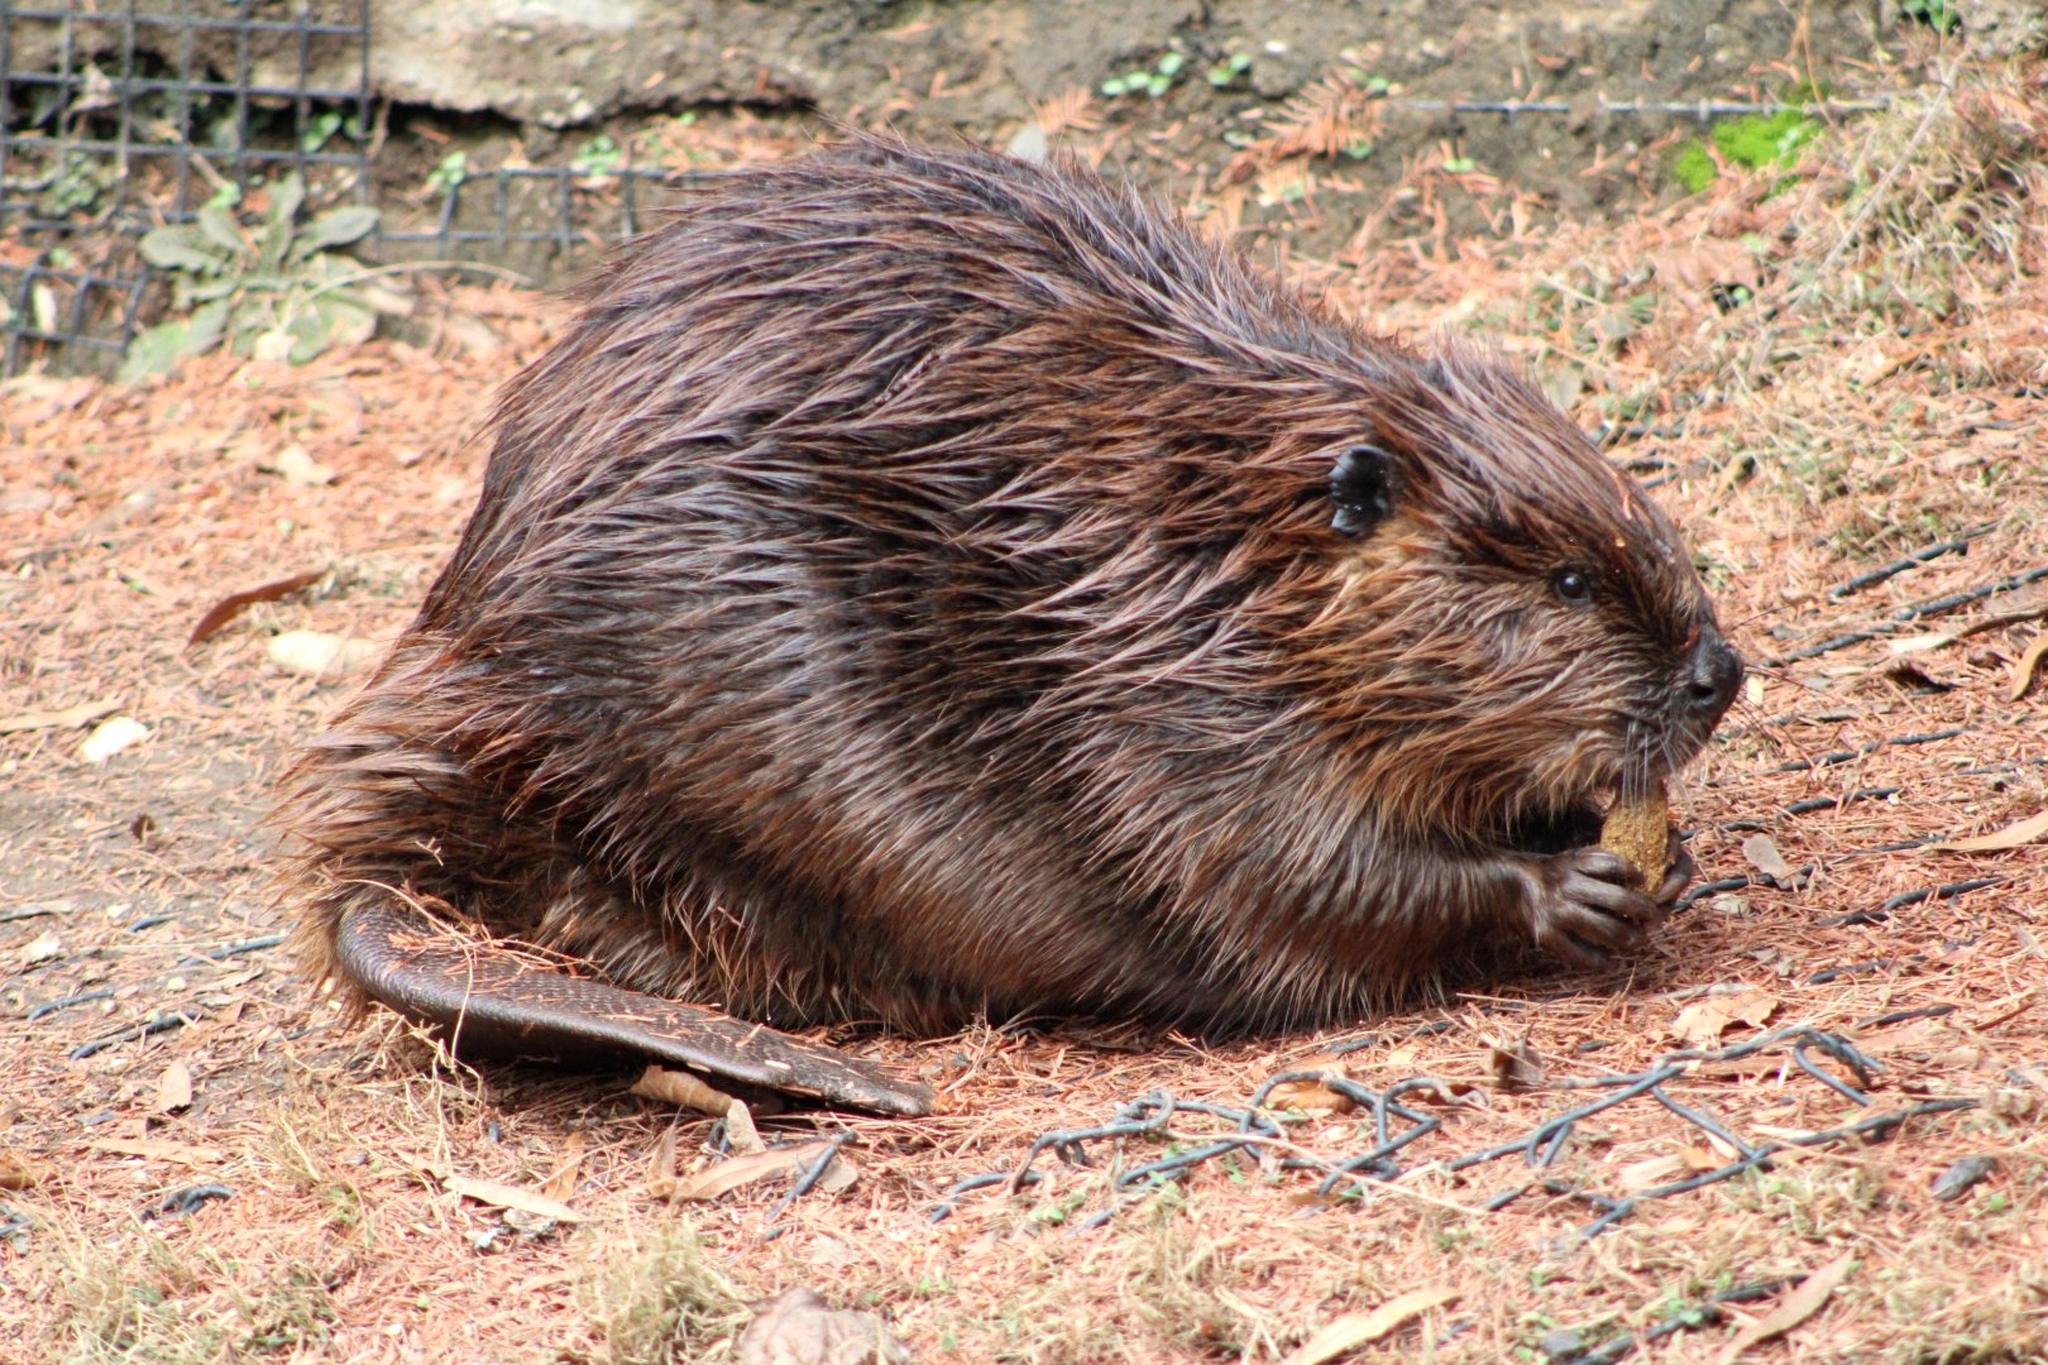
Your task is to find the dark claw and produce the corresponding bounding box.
[1527,845,1662,969]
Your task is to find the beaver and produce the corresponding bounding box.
[276,134,1741,1117]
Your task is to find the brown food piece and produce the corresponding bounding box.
[1602,786,1673,884]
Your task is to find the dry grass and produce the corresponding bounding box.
[3,57,2046,1365]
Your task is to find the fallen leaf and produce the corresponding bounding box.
[1670,989,1778,1047]
[154,1059,194,1113]
[1488,1040,1548,1092]
[260,443,335,486]
[540,1131,586,1204]
[667,1142,836,1203]
[645,1127,681,1198]
[1740,833,1800,887]
[632,1065,765,1153]
[88,1138,225,1166]
[1263,1054,1358,1114]
[1280,1285,1463,1365]
[1887,632,1958,655]
[266,629,381,679]
[735,1287,910,1365]
[79,715,150,763]
[631,1064,733,1114]
[22,929,62,965]
[187,571,324,646]
[1932,809,2048,852]
[1716,1253,1853,1362]
[0,1150,54,1189]
[444,1173,582,1223]
[0,695,121,735]
[2008,633,2048,701]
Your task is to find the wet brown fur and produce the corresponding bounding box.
[277,135,1735,1039]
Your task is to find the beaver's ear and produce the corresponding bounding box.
[1329,443,1395,538]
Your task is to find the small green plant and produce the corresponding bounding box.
[572,133,623,177]
[37,150,115,218]
[1670,109,1819,194]
[298,109,362,155]
[1206,53,1252,89]
[1900,0,1960,34]
[120,174,382,382]
[1671,141,1718,193]
[421,149,468,196]
[1713,110,1820,170]
[1102,50,1185,99]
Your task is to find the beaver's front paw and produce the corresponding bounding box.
[1525,847,1663,969]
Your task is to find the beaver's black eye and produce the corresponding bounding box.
[1552,569,1595,607]
[1329,444,1394,538]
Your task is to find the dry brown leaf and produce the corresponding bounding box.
[813,1151,860,1195]
[1716,1253,1854,1362]
[645,1125,681,1200]
[0,1150,55,1188]
[632,1064,737,1115]
[1740,833,1800,887]
[1488,1040,1548,1092]
[187,570,324,646]
[1263,1054,1358,1114]
[1932,809,2048,852]
[260,443,334,486]
[0,695,121,735]
[154,1059,193,1113]
[632,1065,765,1153]
[1618,1153,1690,1192]
[540,1131,586,1204]
[87,1138,225,1166]
[734,1287,910,1365]
[444,1173,582,1223]
[1670,989,1778,1047]
[1279,1285,1462,1365]
[1651,237,1760,306]
[668,1142,836,1203]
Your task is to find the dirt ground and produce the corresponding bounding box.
[4,36,2048,1365]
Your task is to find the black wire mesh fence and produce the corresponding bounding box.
[0,0,376,374]
[0,1,1890,377]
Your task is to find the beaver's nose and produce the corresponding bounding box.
[1688,630,1743,721]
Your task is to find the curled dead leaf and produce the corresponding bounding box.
[1670,989,1778,1047]
[1488,1040,1548,1093]
[1739,833,1800,888]
[2007,633,2048,700]
[443,1173,581,1223]
[667,1141,839,1203]
[1932,809,2048,852]
[1280,1285,1463,1365]
[1716,1253,1853,1362]
[188,571,324,646]
[0,695,120,736]
[1263,1054,1358,1114]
